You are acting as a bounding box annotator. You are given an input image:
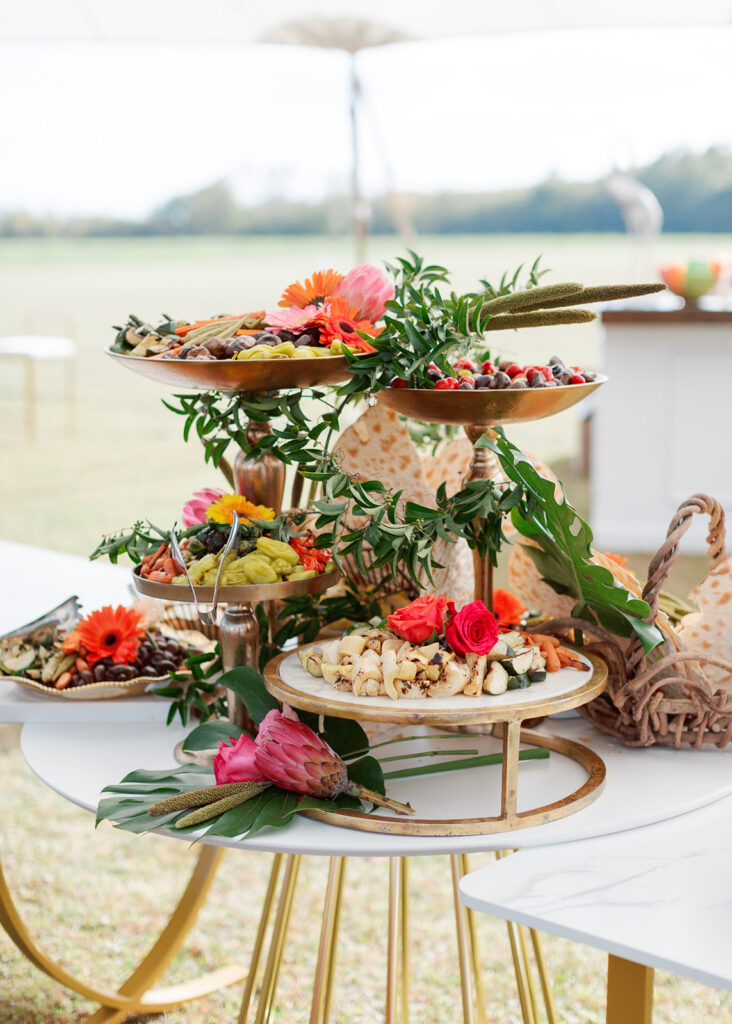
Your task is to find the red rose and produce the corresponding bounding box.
[445,600,499,656]
[387,593,455,644]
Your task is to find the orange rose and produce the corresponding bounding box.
[387,593,455,644]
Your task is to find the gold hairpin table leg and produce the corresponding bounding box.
[0,845,248,1022]
[251,853,302,1024]
[606,955,654,1024]
[310,857,347,1024]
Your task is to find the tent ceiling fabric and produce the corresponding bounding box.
[3,1,732,43]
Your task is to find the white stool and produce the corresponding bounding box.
[0,335,76,440]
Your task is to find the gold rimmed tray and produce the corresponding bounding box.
[9,672,167,701]
[263,644,608,835]
[106,347,352,392]
[264,646,607,727]
[132,567,340,604]
[3,603,211,701]
[378,375,606,425]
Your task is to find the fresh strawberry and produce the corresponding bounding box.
[537,365,554,381]
[481,359,496,374]
[505,363,523,378]
[569,374,585,384]
[390,377,408,388]
[453,357,477,371]
[434,377,459,390]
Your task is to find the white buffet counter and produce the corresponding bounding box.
[591,306,732,553]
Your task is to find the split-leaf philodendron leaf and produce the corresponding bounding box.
[483,432,663,655]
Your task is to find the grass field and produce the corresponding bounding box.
[0,234,727,1022]
[0,232,729,557]
[2,726,729,1024]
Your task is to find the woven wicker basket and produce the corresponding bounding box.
[541,494,732,749]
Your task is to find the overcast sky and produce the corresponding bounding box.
[2,26,730,218]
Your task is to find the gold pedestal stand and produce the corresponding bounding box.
[265,647,608,836]
[132,572,339,742]
[378,378,606,609]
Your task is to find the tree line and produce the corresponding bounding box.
[2,147,731,237]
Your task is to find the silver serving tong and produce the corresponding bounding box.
[170,516,240,627]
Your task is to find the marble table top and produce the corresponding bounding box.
[460,793,732,991]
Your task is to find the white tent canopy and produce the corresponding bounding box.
[3,1,731,44]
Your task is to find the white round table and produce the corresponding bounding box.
[21,717,732,857]
[14,716,732,1024]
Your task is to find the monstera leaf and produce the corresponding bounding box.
[483,433,662,655]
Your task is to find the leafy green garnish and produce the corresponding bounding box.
[483,432,663,654]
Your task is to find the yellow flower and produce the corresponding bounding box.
[206,494,276,525]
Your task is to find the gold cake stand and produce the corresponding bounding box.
[379,377,606,610]
[264,645,608,836]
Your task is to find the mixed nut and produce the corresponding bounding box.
[390,355,599,391]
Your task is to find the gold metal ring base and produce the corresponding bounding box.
[302,726,606,836]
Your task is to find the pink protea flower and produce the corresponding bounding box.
[182,487,225,527]
[264,305,320,330]
[254,709,347,798]
[253,709,413,813]
[334,265,394,322]
[214,733,264,785]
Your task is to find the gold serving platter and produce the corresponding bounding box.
[105,347,352,392]
[0,595,211,700]
[264,646,608,728]
[9,672,166,701]
[378,375,607,426]
[132,567,340,604]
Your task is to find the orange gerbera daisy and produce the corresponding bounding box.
[312,297,379,353]
[279,269,344,309]
[77,605,145,665]
[492,588,527,627]
[206,494,276,526]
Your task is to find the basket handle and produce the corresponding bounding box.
[626,493,727,675]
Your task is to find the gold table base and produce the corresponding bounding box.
[1,843,556,1024]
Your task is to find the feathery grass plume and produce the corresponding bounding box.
[147,781,265,817]
[175,783,270,828]
[483,308,597,331]
[518,282,666,311]
[478,282,582,319]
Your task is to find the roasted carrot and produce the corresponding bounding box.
[557,648,585,669]
[541,643,561,673]
[527,632,560,647]
[150,346,182,359]
[175,316,245,337]
[142,543,167,567]
[234,328,265,336]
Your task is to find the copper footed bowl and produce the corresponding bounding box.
[106,347,353,392]
[378,376,606,426]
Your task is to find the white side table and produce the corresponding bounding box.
[460,794,732,1023]
[0,334,76,439]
